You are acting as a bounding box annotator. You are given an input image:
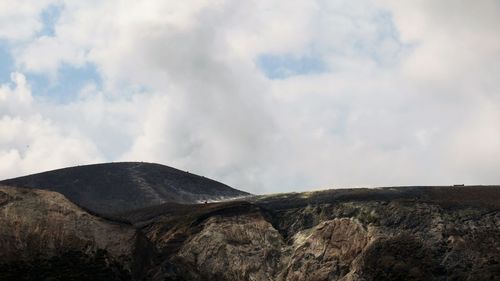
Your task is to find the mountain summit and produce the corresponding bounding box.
[0,162,249,215]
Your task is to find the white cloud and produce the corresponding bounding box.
[446,98,500,183]
[382,0,500,84]
[0,73,103,178]
[0,0,59,41]
[0,72,32,112]
[14,36,87,76]
[1,0,500,192]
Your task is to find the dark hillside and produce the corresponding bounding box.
[111,185,499,281]
[0,162,249,215]
[0,182,498,280]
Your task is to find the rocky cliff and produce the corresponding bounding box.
[0,185,152,281]
[0,182,498,281]
[122,186,500,281]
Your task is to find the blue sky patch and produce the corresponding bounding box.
[257,54,328,79]
[0,41,14,84]
[39,4,63,37]
[27,63,102,103]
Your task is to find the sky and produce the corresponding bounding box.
[1,0,500,194]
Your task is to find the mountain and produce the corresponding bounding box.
[0,163,499,281]
[0,162,249,215]
[121,185,500,281]
[0,185,153,281]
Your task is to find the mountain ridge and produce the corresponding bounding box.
[0,163,498,280]
[0,162,249,215]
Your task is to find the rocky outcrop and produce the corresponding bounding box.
[0,183,498,281]
[174,214,284,281]
[0,185,152,280]
[279,218,371,281]
[135,192,499,281]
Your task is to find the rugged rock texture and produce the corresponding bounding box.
[279,218,370,281]
[127,186,500,281]
[0,162,249,214]
[0,185,152,280]
[0,178,498,280]
[174,214,283,281]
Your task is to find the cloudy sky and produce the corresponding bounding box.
[1,1,500,193]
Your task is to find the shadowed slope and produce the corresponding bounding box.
[0,162,249,215]
[125,185,499,281]
[0,185,151,280]
[0,181,498,280]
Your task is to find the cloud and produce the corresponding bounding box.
[0,0,59,41]
[382,0,500,84]
[1,0,500,193]
[0,73,103,177]
[0,72,32,112]
[446,98,500,183]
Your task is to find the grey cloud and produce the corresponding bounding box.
[2,0,500,193]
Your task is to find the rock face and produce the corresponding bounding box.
[175,214,284,281]
[0,162,249,214]
[0,174,498,281]
[128,186,500,281]
[0,185,152,281]
[279,218,370,281]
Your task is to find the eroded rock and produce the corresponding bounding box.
[279,218,371,281]
[0,186,152,279]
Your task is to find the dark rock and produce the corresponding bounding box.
[0,162,249,215]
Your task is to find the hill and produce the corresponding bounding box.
[0,162,249,215]
[1,163,499,281]
[123,185,500,281]
[0,185,151,280]
[0,184,498,280]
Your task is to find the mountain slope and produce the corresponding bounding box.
[0,185,152,280]
[0,184,498,280]
[120,185,500,281]
[0,162,249,215]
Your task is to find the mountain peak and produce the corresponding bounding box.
[1,162,249,215]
